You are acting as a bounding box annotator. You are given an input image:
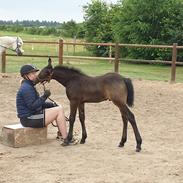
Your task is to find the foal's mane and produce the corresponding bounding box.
[54,65,87,76]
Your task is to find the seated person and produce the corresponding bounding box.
[16,64,69,145]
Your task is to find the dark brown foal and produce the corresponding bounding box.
[36,58,142,152]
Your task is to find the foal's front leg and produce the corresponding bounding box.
[78,103,87,144]
[67,101,78,142]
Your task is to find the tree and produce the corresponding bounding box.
[61,20,78,38]
[77,23,86,39]
[113,0,183,60]
[83,0,114,56]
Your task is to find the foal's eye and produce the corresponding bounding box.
[46,70,52,75]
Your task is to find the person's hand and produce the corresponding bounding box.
[43,90,51,99]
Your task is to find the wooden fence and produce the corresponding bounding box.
[1,39,183,82]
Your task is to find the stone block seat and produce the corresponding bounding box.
[1,123,47,147]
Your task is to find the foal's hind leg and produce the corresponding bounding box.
[124,105,142,152]
[112,100,128,148]
[118,115,128,148]
[78,103,87,144]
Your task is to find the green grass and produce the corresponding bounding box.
[1,30,183,82]
[5,57,183,82]
[67,61,183,82]
[0,30,69,41]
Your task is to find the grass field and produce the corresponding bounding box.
[1,30,183,82]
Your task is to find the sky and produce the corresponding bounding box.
[0,0,118,23]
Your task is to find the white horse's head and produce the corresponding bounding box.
[0,36,24,56]
[11,37,24,56]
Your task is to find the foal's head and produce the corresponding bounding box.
[36,57,53,84]
[36,57,86,85]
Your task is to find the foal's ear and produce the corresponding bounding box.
[48,57,53,68]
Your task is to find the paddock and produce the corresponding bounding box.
[0,73,183,183]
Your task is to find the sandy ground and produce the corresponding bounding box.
[0,73,183,183]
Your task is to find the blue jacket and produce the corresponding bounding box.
[16,80,54,118]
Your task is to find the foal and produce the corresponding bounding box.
[37,58,142,152]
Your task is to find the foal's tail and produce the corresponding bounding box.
[124,78,134,107]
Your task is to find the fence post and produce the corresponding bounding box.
[1,51,6,73]
[114,43,119,73]
[170,43,177,83]
[73,36,76,55]
[58,39,63,65]
[109,45,112,63]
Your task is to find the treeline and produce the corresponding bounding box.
[0,20,85,38]
[0,20,60,27]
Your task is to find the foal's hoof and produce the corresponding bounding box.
[80,139,86,144]
[136,147,141,152]
[67,138,72,143]
[118,142,124,148]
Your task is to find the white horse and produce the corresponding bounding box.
[0,36,24,56]
[0,36,24,72]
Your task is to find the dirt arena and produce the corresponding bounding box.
[0,73,183,183]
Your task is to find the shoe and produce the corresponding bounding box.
[69,138,79,145]
[61,139,69,146]
[61,138,79,146]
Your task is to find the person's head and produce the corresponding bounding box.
[20,64,39,81]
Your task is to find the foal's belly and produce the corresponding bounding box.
[82,97,107,103]
[81,92,108,103]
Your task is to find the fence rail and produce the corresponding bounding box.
[1,39,183,82]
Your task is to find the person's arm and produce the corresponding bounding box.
[22,87,50,110]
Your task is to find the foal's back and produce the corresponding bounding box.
[95,73,127,102]
[69,72,127,103]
